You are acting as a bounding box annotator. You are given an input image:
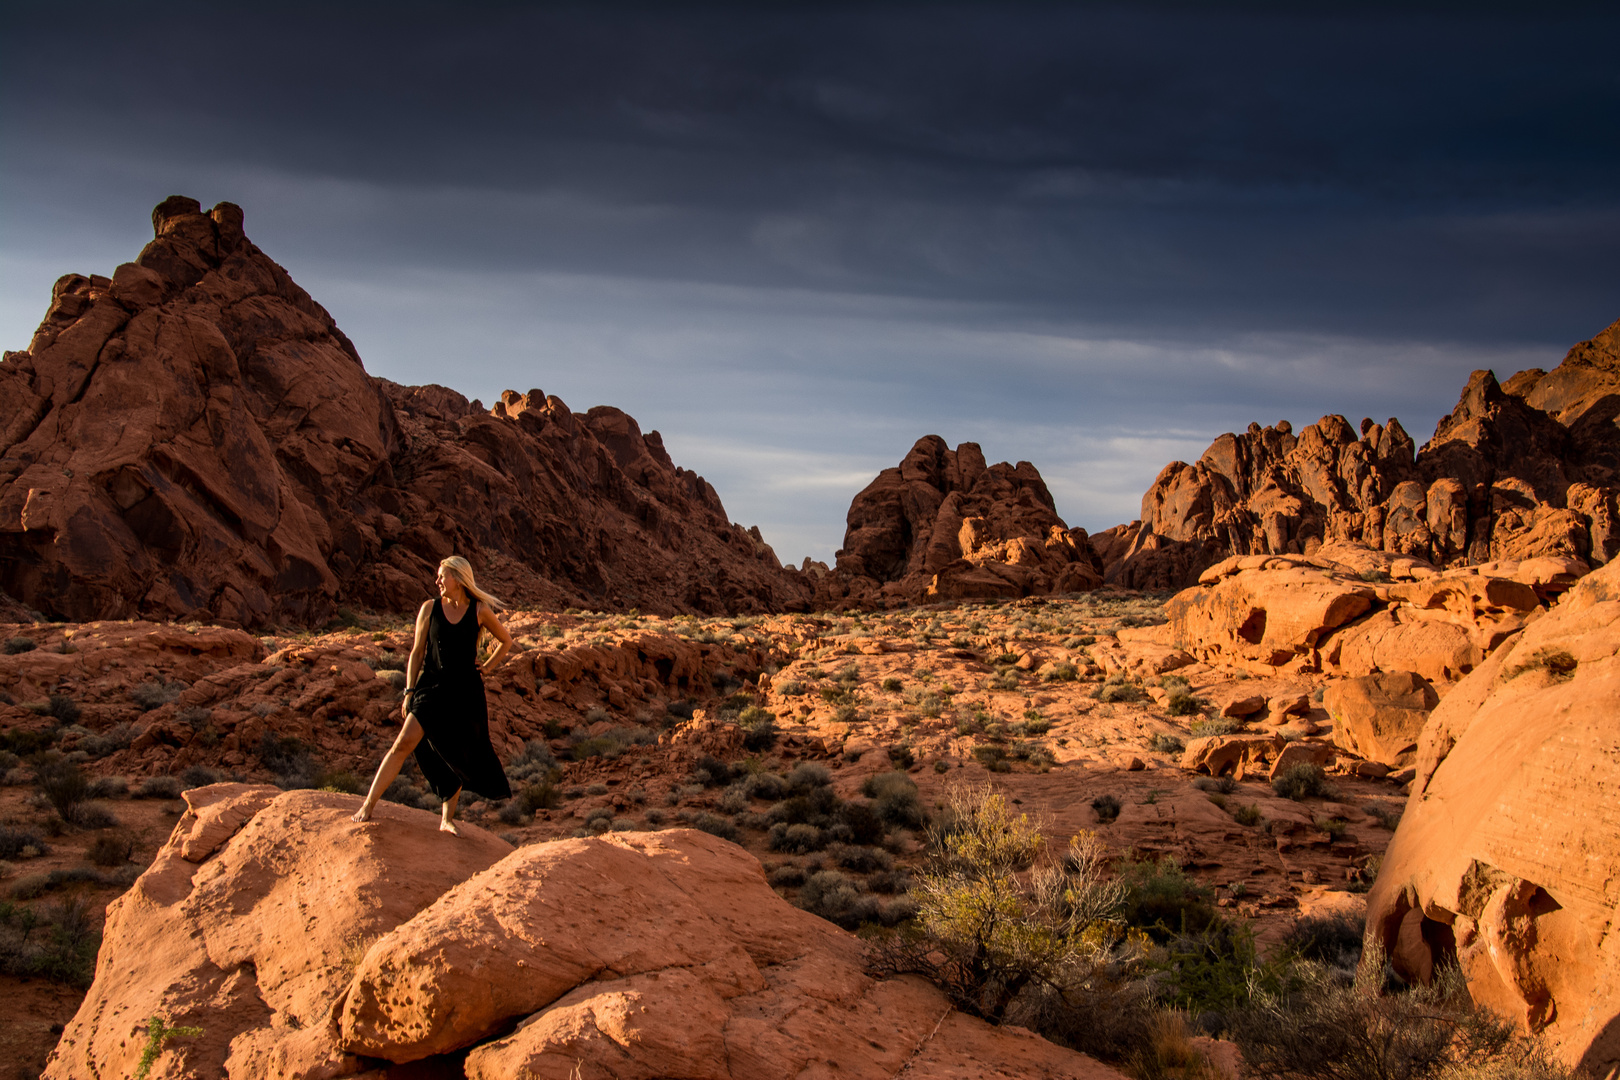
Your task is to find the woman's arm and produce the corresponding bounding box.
[401,601,432,718]
[479,604,514,674]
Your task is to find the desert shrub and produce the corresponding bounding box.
[1020,711,1051,735]
[79,724,135,758]
[972,745,1011,772]
[886,743,915,769]
[584,706,610,724]
[768,786,841,827]
[741,770,786,801]
[719,785,749,814]
[1369,804,1403,830]
[0,826,47,860]
[1092,793,1122,823]
[1095,675,1145,703]
[689,812,740,843]
[0,894,101,987]
[692,753,735,787]
[572,725,657,761]
[83,775,127,801]
[768,822,824,853]
[1117,854,1217,941]
[258,733,315,788]
[130,680,186,711]
[316,768,363,794]
[1282,912,1366,969]
[507,739,559,783]
[134,775,183,800]
[1165,690,1202,716]
[775,680,806,697]
[1232,803,1263,826]
[828,842,892,874]
[739,709,778,752]
[176,706,212,731]
[838,800,886,846]
[585,782,609,796]
[767,865,806,888]
[34,755,89,823]
[1043,663,1078,683]
[1273,762,1329,801]
[862,771,924,829]
[180,765,223,788]
[1189,717,1244,738]
[1505,648,1578,683]
[785,761,831,793]
[1229,961,1548,1080]
[880,677,903,693]
[986,669,1021,691]
[4,636,35,654]
[47,694,81,724]
[916,692,944,718]
[1193,775,1237,795]
[87,831,135,867]
[870,785,1128,1022]
[1149,733,1185,755]
[666,700,696,719]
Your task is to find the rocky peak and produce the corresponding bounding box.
[0,197,810,626]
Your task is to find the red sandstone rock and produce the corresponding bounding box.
[1322,670,1437,767]
[49,793,1124,1080]
[1102,336,1620,589]
[1365,556,1620,1076]
[0,197,810,627]
[820,436,1102,608]
[1162,547,1571,688]
[43,786,514,1079]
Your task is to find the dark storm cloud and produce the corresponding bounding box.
[3,2,1618,559]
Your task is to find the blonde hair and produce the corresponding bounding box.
[439,556,505,611]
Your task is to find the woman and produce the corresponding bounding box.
[352,555,514,834]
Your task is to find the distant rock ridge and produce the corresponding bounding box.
[0,196,811,626]
[817,434,1103,608]
[1101,321,1620,590]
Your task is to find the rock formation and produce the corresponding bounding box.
[1104,321,1620,589]
[818,435,1103,608]
[45,785,1123,1080]
[0,197,810,628]
[1365,555,1620,1077]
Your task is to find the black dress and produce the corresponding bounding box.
[410,598,512,800]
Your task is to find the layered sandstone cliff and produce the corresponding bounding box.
[1104,324,1620,589]
[0,197,809,627]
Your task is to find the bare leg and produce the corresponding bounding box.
[352,716,425,822]
[440,788,463,836]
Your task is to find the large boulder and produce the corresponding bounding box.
[1160,546,1576,688]
[48,790,1124,1080]
[1364,557,1620,1077]
[0,197,811,626]
[818,435,1103,608]
[1323,670,1437,767]
[44,785,514,1079]
[1100,331,1620,590]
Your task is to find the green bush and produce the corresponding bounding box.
[1043,663,1078,683]
[1232,803,1263,826]
[130,680,186,711]
[1148,733,1184,755]
[1095,675,1145,703]
[1117,854,1217,941]
[134,776,183,800]
[1273,762,1329,801]
[34,755,89,824]
[1189,717,1244,737]
[863,771,925,828]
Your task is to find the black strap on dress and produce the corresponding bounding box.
[409,598,512,800]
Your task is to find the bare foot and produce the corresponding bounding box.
[439,820,461,836]
[351,806,373,823]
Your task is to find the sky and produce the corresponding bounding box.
[3,1,1618,565]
